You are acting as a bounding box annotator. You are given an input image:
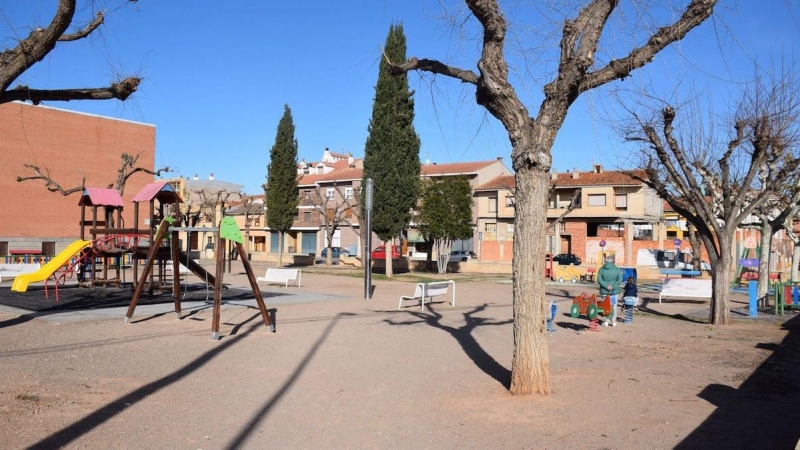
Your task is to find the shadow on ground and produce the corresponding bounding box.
[0,284,290,329]
[676,313,800,449]
[386,303,512,388]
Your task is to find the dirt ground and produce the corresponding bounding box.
[0,263,798,450]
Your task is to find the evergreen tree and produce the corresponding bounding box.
[418,176,474,273]
[363,23,421,277]
[265,104,299,267]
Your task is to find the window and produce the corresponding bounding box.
[254,217,260,227]
[484,223,497,241]
[42,242,56,257]
[303,189,311,199]
[303,211,311,221]
[506,196,515,207]
[345,187,353,199]
[507,223,515,240]
[489,196,498,213]
[587,194,606,206]
[0,241,6,256]
[615,194,628,210]
[326,188,335,199]
[633,223,653,240]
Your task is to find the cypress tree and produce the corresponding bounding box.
[265,104,299,267]
[363,23,421,277]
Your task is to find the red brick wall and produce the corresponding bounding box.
[479,240,512,263]
[0,103,156,243]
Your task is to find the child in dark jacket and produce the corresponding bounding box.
[622,276,638,308]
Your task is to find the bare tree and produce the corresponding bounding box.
[0,0,141,105]
[237,195,263,259]
[785,215,800,282]
[309,184,358,266]
[625,71,800,325]
[17,152,170,197]
[751,185,800,300]
[388,0,717,395]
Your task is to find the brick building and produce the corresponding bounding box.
[0,102,156,257]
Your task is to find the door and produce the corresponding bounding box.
[270,232,280,253]
[301,232,317,254]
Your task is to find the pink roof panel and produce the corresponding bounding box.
[79,188,124,207]
[132,181,182,203]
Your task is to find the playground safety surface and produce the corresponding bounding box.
[0,283,287,313]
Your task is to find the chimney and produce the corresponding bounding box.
[496,157,503,162]
[209,173,215,180]
[348,153,354,167]
[572,167,579,179]
[323,147,332,162]
[593,164,603,173]
[550,170,557,181]
[193,174,198,180]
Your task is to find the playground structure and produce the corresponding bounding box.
[124,216,274,339]
[569,293,613,320]
[8,181,274,339]
[569,293,615,331]
[10,184,191,298]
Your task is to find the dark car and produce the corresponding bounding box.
[371,245,401,260]
[551,253,581,265]
[321,247,349,259]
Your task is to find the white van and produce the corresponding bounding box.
[636,248,710,270]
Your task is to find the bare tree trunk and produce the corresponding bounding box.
[793,240,800,282]
[757,220,774,301]
[277,232,284,268]
[687,223,703,271]
[709,232,734,325]
[385,238,394,278]
[510,164,551,395]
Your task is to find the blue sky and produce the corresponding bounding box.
[4,1,799,193]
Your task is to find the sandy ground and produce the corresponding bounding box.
[0,262,798,450]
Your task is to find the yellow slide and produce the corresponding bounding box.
[11,240,92,292]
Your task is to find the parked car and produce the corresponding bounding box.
[449,250,470,262]
[551,253,581,266]
[371,245,401,260]
[321,247,349,259]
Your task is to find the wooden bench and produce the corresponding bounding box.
[658,278,712,303]
[256,268,301,288]
[0,263,41,283]
[398,280,455,311]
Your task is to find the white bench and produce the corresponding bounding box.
[0,263,41,282]
[256,268,301,288]
[658,278,712,303]
[398,280,455,311]
[165,261,191,275]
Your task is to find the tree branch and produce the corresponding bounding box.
[16,163,85,196]
[580,0,717,93]
[58,10,104,41]
[1,77,141,105]
[387,56,478,85]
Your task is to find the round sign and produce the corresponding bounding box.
[673,238,682,247]
[599,240,606,247]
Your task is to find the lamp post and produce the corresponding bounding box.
[364,179,373,299]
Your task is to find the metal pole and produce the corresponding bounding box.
[364,178,373,299]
